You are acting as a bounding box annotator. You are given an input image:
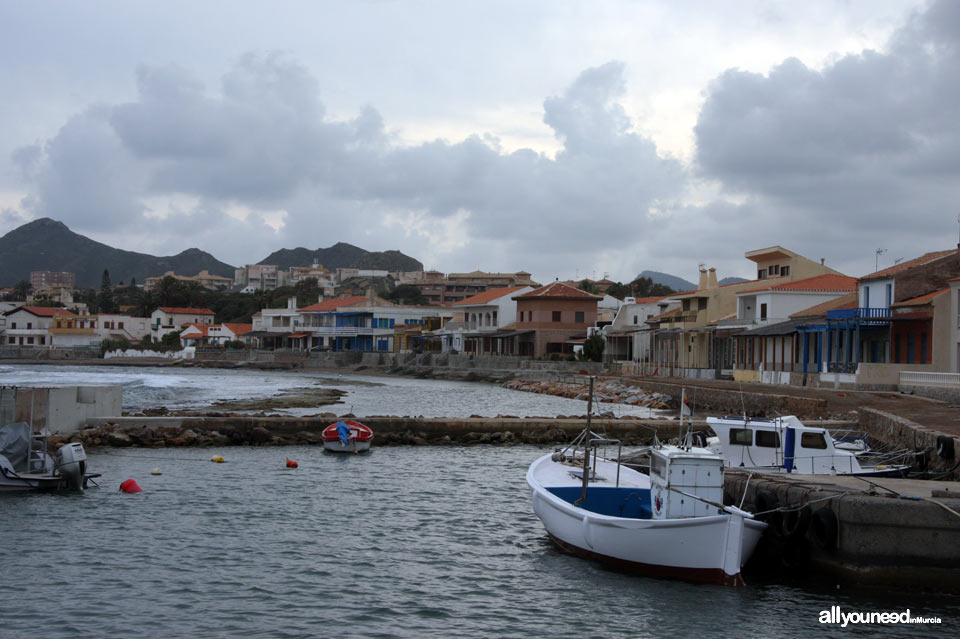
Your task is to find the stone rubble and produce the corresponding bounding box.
[503,379,673,410]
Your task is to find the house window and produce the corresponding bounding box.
[800,432,827,449]
[10,322,15,329]
[552,311,561,322]
[886,283,892,307]
[119,322,124,329]
[7,337,13,344]
[682,300,690,311]
[27,337,34,345]
[633,315,638,325]
[760,304,767,320]
[781,265,790,276]
[769,265,780,276]
[755,430,780,448]
[698,298,707,311]
[921,332,927,364]
[864,287,870,309]
[39,337,45,345]
[758,269,767,279]
[575,311,584,323]
[27,322,32,329]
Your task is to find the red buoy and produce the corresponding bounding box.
[285,458,299,468]
[119,478,142,493]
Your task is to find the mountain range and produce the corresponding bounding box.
[638,270,748,292]
[0,218,423,288]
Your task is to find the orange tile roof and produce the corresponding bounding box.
[513,281,602,300]
[738,274,856,295]
[223,323,253,335]
[159,307,215,315]
[790,293,858,318]
[453,286,527,306]
[860,249,959,280]
[14,306,77,317]
[632,296,670,304]
[181,323,208,337]
[891,288,949,307]
[299,295,368,312]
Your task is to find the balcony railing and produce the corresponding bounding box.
[826,307,892,320]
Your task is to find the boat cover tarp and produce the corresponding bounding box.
[0,422,31,472]
[336,421,350,445]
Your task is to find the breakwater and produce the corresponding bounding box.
[60,414,861,450]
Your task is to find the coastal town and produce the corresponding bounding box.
[4,1,960,634]
[3,243,960,397]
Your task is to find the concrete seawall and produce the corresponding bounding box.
[725,471,960,587]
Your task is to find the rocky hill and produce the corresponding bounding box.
[259,242,423,272]
[0,218,235,287]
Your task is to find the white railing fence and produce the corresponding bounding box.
[900,371,960,387]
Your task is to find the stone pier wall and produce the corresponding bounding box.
[857,407,960,476]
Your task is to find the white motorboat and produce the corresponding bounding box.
[706,415,910,477]
[0,422,97,492]
[527,428,767,586]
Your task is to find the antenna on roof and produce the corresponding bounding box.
[894,257,904,265]
[875,248,887,272]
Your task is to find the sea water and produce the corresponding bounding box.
[0,363,663,418]
[3,445,958,639]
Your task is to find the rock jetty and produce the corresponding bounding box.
[503,379,673,410]
[49,414,673,449]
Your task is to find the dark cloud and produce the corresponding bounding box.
[694,0,960,254]
[12,55,684,270]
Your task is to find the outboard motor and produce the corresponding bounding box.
[55,443,87,491]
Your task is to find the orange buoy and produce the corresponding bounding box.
[285,458,299,468]
[119,478,142,493]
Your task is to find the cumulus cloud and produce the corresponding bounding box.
[693,0,960,272]
[11,54,684,275]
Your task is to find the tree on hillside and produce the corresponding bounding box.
[385,284,427,305]
[12,280,31,301]
[606,276,675,300]
[98,269,116,313]
[577,279,599,294]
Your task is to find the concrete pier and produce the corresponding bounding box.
[725,470,960,587]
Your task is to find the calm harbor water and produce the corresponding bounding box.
[0,363,663,418]
[4,445,958,639]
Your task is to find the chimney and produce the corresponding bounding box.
[707,268,719,289]
[317,294,324,303]
[287,296,296,310]
[697,268,708,290]
[366,287,376,304]
[820,258,825,265]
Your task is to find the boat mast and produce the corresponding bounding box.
[575,376,595,506]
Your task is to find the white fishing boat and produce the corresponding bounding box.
[526,382,766,586]
[0,422,97,492]
[705,415,910,477]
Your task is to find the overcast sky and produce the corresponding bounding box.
[2,0,956,286]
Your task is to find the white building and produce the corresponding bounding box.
[448,286,534,354]
[150,307,216,340]
[603,296,679,362]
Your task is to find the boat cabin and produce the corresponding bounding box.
[649,447,726,520]
[706,415,863,474]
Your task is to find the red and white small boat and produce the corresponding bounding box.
[322,420,374,453]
